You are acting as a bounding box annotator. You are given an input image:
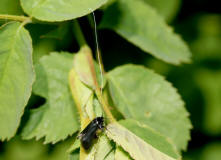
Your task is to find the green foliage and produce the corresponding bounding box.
[0,0,206,160]
[22,52,79,143]
[100,0,191,64]
[0,22,34,140]
[20,0,108,21]
[107,65,191,151]
[106,120,179,160]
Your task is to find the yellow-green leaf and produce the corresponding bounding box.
[106,120,179,160]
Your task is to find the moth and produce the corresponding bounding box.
[78,117,105,150]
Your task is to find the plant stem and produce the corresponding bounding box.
[85,47,116,122]
[71,20,114,121]
[0,14,31,22]
[72,20,87,47]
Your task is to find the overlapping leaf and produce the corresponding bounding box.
[22,52,79,143]
[107,64,191,151]
[106,120,179,160]
[100,0,191,64]
[143,0,181,21]
[0,22,34,140]
[73,46,106,89]
[20,0,108,21]
[115,146,132,160]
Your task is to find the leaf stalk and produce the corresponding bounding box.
[0,14,31,22]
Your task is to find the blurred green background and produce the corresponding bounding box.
[0,0,221,159]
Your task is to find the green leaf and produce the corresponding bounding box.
[106,120,179,160]
[22,52,79,143]
[95,135,113,160]
[0,22,34,140]
[20,0,108,21]
[143,0,181,22]
[115,146,132,160]
[195,69,221,135]
[107,64,191,151]
[73,46,106,89]
[100,0,191,65]
[69,151,79,160]
[33,39,57,64]
[40,23,70,40]
[68,139,80,153]
[0,0,24,15]
[104,149,115,160]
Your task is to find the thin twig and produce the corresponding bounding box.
[0,14,31,22]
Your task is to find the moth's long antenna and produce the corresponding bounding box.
[91,11,104,95]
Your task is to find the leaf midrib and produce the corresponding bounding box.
[0,23,23,89]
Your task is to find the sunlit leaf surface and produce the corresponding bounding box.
[22,52,79,143]
[107,64,191,151]
[100,0,191,64]
[20,0,108,21]
[0,22,34,140]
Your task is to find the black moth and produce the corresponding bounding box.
[78,117,105,150]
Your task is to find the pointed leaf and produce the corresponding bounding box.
[20,0,108,21]
[107,64,191,151]
[106,120,179,160]
[100,0,191,64]
[0,22,34,140]
[22,52,79,143]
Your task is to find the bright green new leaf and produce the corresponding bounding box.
[22,52,79,143]
[100,0,191,65]
[143,0,181,22]
[107,64,191,151]
[106,121,179,160]
[0,22,34,140]
[20,0,108,21]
